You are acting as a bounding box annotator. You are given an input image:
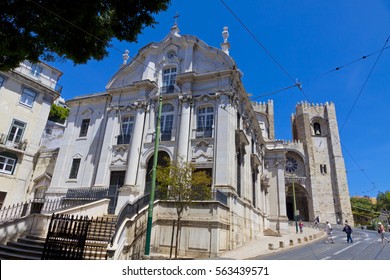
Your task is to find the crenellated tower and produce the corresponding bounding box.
[291,102,353,225]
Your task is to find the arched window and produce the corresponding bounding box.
[160,104,174,141]
[197,106,214,138]
[313,122,321,135]
[145,151,170,194]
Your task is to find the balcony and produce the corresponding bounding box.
[0,133,28,152]
[160,85,175,94]
[12,64,63,94]
[117,134,131,145]
[196,128,213,139]
[161,131,172,141]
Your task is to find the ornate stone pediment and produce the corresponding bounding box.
[192,140,213,162]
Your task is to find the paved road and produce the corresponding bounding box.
[250,228,390,260]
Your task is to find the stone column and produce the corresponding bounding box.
[275,159,289,234]
[146,100,156,143]
[124,103,146,190]
[177,95,192,161]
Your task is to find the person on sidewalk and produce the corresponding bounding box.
[299,220,304,233]
[314,216,319,228]
[325,221,334,244]
[378,222,390,243]
[342,222,353,243]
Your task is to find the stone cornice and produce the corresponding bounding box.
[6,71,60,100]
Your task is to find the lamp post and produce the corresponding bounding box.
[144,93,163,256]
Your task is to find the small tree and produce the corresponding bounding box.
[156,158,211,259]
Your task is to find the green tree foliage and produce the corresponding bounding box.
[376,191,390,223]
[156,158,212,258]
[350,196,376,226]
[48,103,69,124]
[376,191,390,212]
[0,0,171,71]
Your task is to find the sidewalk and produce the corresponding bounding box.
[216,225,326,259]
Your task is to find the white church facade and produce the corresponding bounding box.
[46,24,353,257]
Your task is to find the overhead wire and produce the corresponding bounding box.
[340,36,390,131]
[218,0,297,84]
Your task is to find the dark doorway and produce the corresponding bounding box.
[285,185,309,221]
[145,151,170,194]
[108,171,125,214]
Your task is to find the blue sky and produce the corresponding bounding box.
[50,0,390,198]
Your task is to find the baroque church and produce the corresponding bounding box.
[46,23,353,257]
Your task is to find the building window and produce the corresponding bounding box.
[20,88,37,107]
[314,122,321,135]
[237,149,242,197]
[0,75,4,87]
[161,67,177,93]
[34,187,47,199]
[160,104,174,141]
[69,158,81,179]
[0,191,6,209]
[118,115,134,144]
[197,106,214,138]
[320,164,327,174]
[30,64,43,77]
[7,119,26,146]
[0,152,17,175]
[79,119,90,137]
[252,170,257,207]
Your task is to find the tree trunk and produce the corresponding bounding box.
[169,220,175,260]
[175,216,181,259]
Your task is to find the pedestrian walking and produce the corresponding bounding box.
[325,221,334,244]
[377,222,390,243]
[314,216,319,228]
[299,220,304,233]
[342,222,353,243]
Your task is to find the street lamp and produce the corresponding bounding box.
[144,93,163,256]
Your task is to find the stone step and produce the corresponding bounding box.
[0,243,42,260]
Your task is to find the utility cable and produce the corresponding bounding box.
[340,36,389,130]
[219,0,296,84]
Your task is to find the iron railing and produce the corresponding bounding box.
[111,193,152,245]
[0,187,109,224]
[42,214,90,260]
[0,133,28,151]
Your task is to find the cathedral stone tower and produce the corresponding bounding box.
[291,102,353,225]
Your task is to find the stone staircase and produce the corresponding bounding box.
[0,214,117,260]
[83,214,117,260]
[0,236,45,260]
